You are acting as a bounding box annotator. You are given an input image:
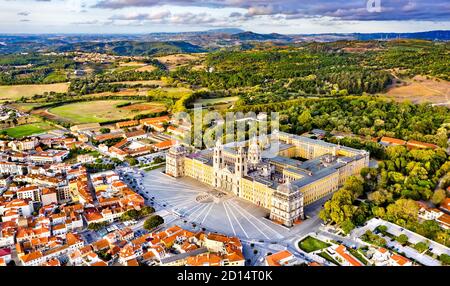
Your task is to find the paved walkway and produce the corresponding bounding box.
[139,169,326,243]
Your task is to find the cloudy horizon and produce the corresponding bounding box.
[0,0,449,34]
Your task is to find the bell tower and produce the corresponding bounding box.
[247,136,261,169]
[165,144,186,178]
[233,146,247,196]
[235,146,247,178]
[213,139,224,188]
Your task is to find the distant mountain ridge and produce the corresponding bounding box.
[228,30,450,42]
[353,30,450,41]
[0,30,448,55]
[230,31,292,41]
[54,41,206,56]
[205,28,245,34]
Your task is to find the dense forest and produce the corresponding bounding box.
[54,41,206,56]
[232,97,450,147]
[0,53,73,85]
[169,40,448,104]
[172,49,392,97]
[319,145,450,247]
[68,70,165,95]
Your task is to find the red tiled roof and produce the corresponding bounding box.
[335,245,363,266]
[266,250,293,266]
[390,254,411,266]
[406,140,438,150]
[139,116,170,125]
[380,137,406,146]
[153,140,176,150]
[440,198,450,212]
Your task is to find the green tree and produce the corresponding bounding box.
[120,209,140,221]
[385,199,419,225]
[297,110,312,127]
[439,254,450,266]
[126,157,138,166]
[140,206,155,216]
[87,222,108,231]
[396,234,409,245]
[144,215,164,230]
[372,206,386,218]
[414,241,429,253]
[343,176,364,199]
[100,128,111,134]
[368,190,392,206]
[377,225,388,233]
[386,145,407,160]
[320,189,355,225]
[431,189,446,205]
[341,219,355,234]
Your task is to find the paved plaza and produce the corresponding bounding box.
[140,168,327,242]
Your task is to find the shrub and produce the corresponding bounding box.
[376,225,388,233]
[361,230,387,247]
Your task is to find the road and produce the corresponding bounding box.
[352,218,450,256]
[317,230,364,249]
[118,168,328,263]
[381,234,441,266]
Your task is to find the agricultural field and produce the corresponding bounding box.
[8,102,45,112]
[84,86,192,100]
[195,96,240,106]
[120,102,167,112]
[119,61,146,67]
[113,62,156,73]
[3,122,55,138]
[135,65,157,72]
[47,100,166,124]
[43,70,69,83]
[0,83,69,102]
[155,53,205,71]
[383,75,450,104]
[114,80,167,86]
[158,87,192,99]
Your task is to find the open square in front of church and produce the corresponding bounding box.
[142,168,328,242]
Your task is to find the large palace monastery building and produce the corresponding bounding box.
[166,131,370,227]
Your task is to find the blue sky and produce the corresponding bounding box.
[1,0,449,34]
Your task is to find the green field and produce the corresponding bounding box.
[48,100,166,124]
[9,102,45,112]
[115,80,166,86]
[195,96,240,106]
[43,70,68,83]
[147,87,193,99]
[0,83,69,102]
[4,122,55,138]
[298,236,331,253]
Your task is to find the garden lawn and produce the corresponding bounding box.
[4,122,54,138]
[298,236,331,253]
[48,100,165,124]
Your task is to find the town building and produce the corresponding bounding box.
[265,250,298,266]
